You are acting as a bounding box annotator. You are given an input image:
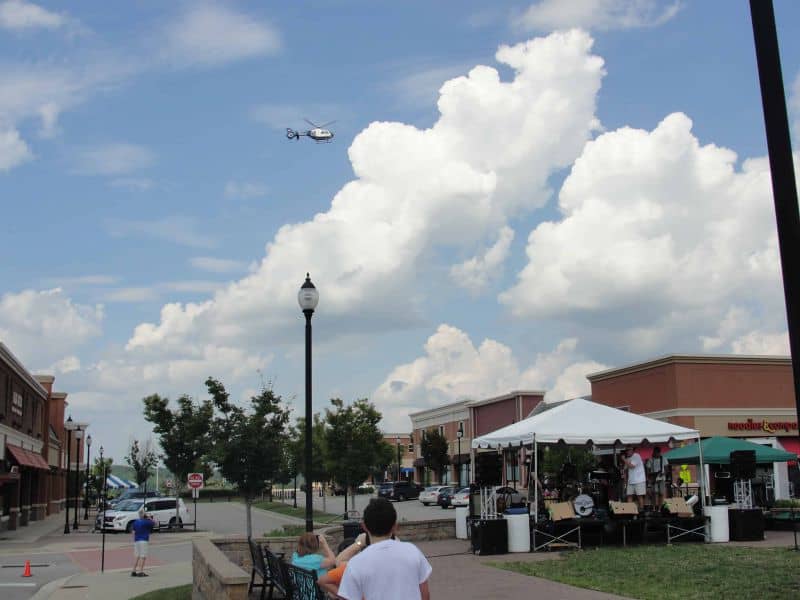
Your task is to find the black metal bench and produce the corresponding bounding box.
[285,563,326,600]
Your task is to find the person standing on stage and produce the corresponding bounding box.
[622,446,646,510]
[646,447,667,508]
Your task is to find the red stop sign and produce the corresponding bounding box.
[188,473,204,489]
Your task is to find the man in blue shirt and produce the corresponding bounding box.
[131,508,155,577]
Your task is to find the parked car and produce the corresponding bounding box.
[107,489,161,509]
[419,486,451,506]
[437,487,457,508]
[97,497,190,533]
[377,481,421,502]
[450,487,471,508]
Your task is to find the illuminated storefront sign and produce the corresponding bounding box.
[727,418,798,433]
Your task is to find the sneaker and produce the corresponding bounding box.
[131,572,137,577]
[138,572,149,577]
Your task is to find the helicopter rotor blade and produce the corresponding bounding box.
[318,120,337,129]
[303,118,319,128]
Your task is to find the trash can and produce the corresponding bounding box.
[703,505,729,542]
[504,511,530,552]
[343,520,361,541]
[455,507,469,539]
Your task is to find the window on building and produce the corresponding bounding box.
[439,425,444,436]
[407,443,414,453]
[11,391,23,420]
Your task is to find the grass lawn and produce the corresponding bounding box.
[492,545,800,599]
[253,500,340,522]
[130,584,191,600]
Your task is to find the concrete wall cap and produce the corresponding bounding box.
[193,538,250,585]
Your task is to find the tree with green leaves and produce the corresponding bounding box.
[206,376,291,538]
[421,429,450,484]
[125,438,159,492]
[142,392,214,527]
[324,398,393,511]
[292,413,331,510]
[91,455,113,503]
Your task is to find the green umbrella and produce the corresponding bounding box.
[663,436,796,465]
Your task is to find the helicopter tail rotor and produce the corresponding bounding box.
[286,128,299,140]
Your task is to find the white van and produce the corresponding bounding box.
[98,497,190,532]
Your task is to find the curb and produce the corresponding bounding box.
[29,573,75,600]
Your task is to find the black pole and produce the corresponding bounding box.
[397,440,401,481]
[83,442,91,520]
[293,474,297,508]
[73,430,81,530]
[749,0,800,423]
[101,454,107,572]
[458,436,461,488]
[304,309,314,532]
[63,428,71,535]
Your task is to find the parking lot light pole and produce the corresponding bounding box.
[99,446,107,573]
[63,416,75,535]
[298,273,319,533]
[72,426,83,530]
[457,423,464,488]
[84,434,92,520]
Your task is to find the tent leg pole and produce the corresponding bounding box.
[534,436,538,526]
[697,435,708,542]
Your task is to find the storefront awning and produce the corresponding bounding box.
[6,444,49,470]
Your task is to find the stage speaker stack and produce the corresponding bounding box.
[728,509,764,541]
[730,450,756,480]
[470,518,508,555]
[475,453,503,487]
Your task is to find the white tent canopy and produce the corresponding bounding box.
[471,398,700,448]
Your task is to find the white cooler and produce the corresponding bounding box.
[504,513,530,552]
[704,505,730,542]
[455,507,469,540]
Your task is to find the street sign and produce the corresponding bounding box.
[188,472,204,489]
[192,487,200,499]
[165,479,174,489]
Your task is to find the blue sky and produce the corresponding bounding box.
[1,1,799,463]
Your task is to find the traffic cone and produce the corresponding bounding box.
[22,560,32,577]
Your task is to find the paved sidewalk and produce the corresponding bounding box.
[32,562,192,600]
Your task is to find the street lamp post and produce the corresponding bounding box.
[73,426,83,530]
[396,436,401,481]
[83,434,92,520]
[456,423,464,488]
[99,446,107,573]
[63,416,75,535]
[298,273,319,533]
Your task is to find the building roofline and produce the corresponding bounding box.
[51,392,68,400]
[587,353,792,382]
[409,399,471,419]
[465,390,546,408]
[0,343,49,400]
[34,374,55,385]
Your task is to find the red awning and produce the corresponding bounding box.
[779,438,800,465]
[6,445,49,470]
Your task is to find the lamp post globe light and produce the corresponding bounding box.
[456,423,464,488]
[84,434,92,520]
[298,273,318,533]
[63,416,75,535]
[73,426,84,530]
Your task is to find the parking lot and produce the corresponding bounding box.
[298,490,458,522]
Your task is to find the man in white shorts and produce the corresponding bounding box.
[131,508,155,577]
[622,446,646,511]
[338,498,431,600]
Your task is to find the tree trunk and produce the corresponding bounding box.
[175,482,181,528]
[351,486,356,514]
[321,483,326,513]
[245,497,253,539]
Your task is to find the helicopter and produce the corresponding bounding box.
[286,119,335,143]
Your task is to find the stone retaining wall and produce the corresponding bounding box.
[192,538,250,600]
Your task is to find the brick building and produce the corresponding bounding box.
[588,354,798,499]
[0,342,85,531]
[381,433,414,480]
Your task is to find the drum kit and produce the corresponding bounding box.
[544,466,617,518]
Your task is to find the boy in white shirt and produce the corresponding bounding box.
[338,498,432,600]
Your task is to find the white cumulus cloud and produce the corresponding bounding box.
[0,288,103,369]
[450,226,515,294]
[516,0,682,31]
[0,0,65,30]
[124,30,605,362]
[373,325,606,430]
[161,3,281,68]
[0,128,32,170]
[501,112,791,355]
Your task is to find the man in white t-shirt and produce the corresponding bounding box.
[338,497,432,600]
[622,446,646,511]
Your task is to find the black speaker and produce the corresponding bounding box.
[470,518,508,555]
[728,509,764,541]
[730,450,756,479]
[475,453,503,487]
